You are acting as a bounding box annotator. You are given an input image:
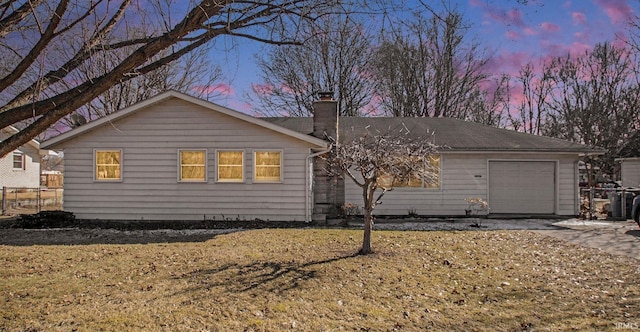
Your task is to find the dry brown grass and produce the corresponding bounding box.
[1,189,63,215]
[1,189,62,200]
[1,228,639,331]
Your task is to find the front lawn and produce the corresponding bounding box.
[1,229,638,331]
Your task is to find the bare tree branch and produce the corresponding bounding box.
[0,0,69,93]
[0,0,340,157]
[0,0,44,38]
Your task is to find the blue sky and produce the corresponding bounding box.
[202,0,639,114]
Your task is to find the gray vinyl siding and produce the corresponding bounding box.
[345,153,579,216]
[57,97,314,221]
[620,158,640,188]
[557,156,579,215]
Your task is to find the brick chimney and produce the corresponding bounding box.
[312,92,344,223]
[313,91,338,142]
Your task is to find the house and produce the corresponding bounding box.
[0,126,41,188]
[618,157,640,188]
[41,90,604,222]
[268,108,605,217]
[41,91,329,221]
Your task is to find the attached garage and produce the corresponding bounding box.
[278,116,602,218]
[489,161,556,214]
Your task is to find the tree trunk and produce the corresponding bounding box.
[359,182,375,255]
[360,206,373,255]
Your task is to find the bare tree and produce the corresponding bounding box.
[0,0,339,158]
[371,37,428,117]
[466,74,510,127]
[507,63,553,135]
[250,14,376,116]
[542,43,640,179]
[372,7,491,119]
[325,126,439,254]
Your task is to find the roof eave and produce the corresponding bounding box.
[3,125,40,150]
[443,148,607,154]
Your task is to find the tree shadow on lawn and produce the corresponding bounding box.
[0,228,239,246]
[172,252,360,297]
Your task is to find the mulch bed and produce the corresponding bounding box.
[0,210,311,230]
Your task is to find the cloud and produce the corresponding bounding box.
[539,22,560,33]
[505,30,520,40]
[539,41,592,58]
[507,84,526,109]
[485,51,531,76]
[595,0,635,24]
[612,32,630,49]
[572,12,587,25]
[476,2,526,28]
[192,83,234,96]
[566,41,593,57]
[506,9,526,27]
[227,100,254,115]
[574,31,588,42]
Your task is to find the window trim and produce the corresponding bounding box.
[216,149,245,183]
[94,149,123,182]
[178,149,208,183]
[253,150,283,183]
[12,151,25,170]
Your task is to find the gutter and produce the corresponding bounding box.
[305,145,332,222]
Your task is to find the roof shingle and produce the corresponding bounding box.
[264,117,604,153]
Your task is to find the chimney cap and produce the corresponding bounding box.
[317,91,334,101]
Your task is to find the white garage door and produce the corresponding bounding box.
[489,161,556,214]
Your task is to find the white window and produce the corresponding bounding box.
[217,150,244,182]
[254,150,282,182]
[12,152,24,170]
[179,150,207,182]
[95,150,122,181]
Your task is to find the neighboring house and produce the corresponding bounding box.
[618,157,640,188]
[0,126,41,188]
[41,90,604,222]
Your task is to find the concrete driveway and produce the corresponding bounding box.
[535,219,640,260]
[364,217,640,260]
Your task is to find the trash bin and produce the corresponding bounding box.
[610,193,621,218]
[625,192,635,218]
[610,192,635,219]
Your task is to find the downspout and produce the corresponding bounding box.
[305,145,332,222]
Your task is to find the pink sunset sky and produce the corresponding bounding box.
[203,0,639,115]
